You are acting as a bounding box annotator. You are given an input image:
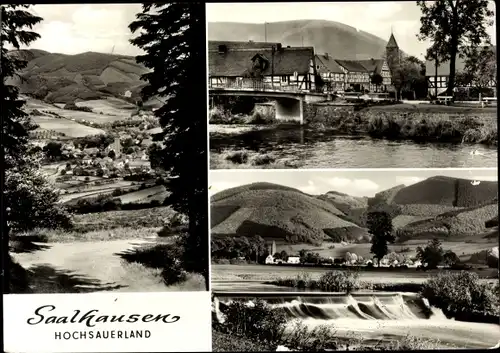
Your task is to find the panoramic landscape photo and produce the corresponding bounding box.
[207,1,497,169]
[4,4,208,293]
[210,169,499,351]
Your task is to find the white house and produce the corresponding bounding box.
[265,255,275,264]
[287,256,300,264]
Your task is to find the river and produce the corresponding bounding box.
[210,125,497,168]
[213,291,500,349]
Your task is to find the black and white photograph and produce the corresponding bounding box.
[210,168,499,351]
[207,1,497,169]
[3,3,208,294]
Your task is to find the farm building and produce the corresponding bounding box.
[425,45,496,97]
[265,255,275,264]
[209,40,317,92]
[287,256,300,264]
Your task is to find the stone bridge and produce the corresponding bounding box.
[209,86,330,125]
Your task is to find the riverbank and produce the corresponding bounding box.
[212,271,500,351]
[210,106,497,145]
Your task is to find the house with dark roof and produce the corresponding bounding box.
[335,59,371,92]
[209,40,317,92]
[357,59,392,92]
[425,46,496,97]
[315,53,346,92]
[315,34,396,93]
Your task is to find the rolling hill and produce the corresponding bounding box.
[320,176,498,240]
[212,176,498,246]
[208,20,390,60]
[210,182,369,244]
[6,49,150,104]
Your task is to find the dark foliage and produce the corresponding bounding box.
[129,3,208,288]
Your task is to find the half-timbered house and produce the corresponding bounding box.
[314,53,346,92]
[335,60,371,92]
[209,40,317,92]
[425,45,496,97]
[357,59,392,92]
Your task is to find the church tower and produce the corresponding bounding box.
[385,29,401,74]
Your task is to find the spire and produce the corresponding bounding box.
[387,32,398,49]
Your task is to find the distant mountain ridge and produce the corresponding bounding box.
[211,176,498,245]
[208,20,390,60]
[7,49,150,104]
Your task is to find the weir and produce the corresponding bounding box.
[213,292,444,322]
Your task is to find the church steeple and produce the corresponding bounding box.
[387,32,399,49]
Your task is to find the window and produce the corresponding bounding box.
[281,76,287,83]
[316,65,320,69]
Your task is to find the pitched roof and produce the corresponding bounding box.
[357,59,385,74]
[209,46,314,77]
[208,40,278,52]
[425,46,496,76]
[315,54,344,73]
[387,33,399,48]
[335,59,368,72]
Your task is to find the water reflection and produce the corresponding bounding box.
[210,125,497,168]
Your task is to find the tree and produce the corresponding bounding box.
[390,58,424,100]
[370,73,383,92]
[107,149,116,160]
[2,5,72,292]
[417,0,494,96]
[147,143,163,169]
[443,250,460,267]
[367,211,394,266]
[129,3,208,289]
[43,141,63,160]
[456,46,497,99]
[416,238,444,269]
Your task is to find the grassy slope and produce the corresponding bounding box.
[211,182,367,244]
[9,50,149,104]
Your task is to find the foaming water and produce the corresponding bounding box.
[210,126,497,168]
[214,292,500,348]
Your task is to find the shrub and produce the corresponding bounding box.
[218,299,287,345]
[225,151,248,164]
[421,271,498,317]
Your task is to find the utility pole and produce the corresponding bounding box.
[434,51,438,99]
[271,45,275,90]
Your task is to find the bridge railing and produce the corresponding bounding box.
[209,78,319,94]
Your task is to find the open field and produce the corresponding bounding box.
[58,181,136,203]
[76,98,137,118]
[32,115,105,137]
[211,263,497,284]
[115,185,168,204]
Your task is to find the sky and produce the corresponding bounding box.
[207,1,497,59]
[210,169,498,198]
[16,4,143,55]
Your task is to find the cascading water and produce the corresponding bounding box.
[213,292,500,349]
[214,292,441,322]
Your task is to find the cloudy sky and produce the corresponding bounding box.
[207,1,497,59]
[210,169,498,198]
[18,4,143,55]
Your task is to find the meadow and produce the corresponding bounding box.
[32,115,105,137]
